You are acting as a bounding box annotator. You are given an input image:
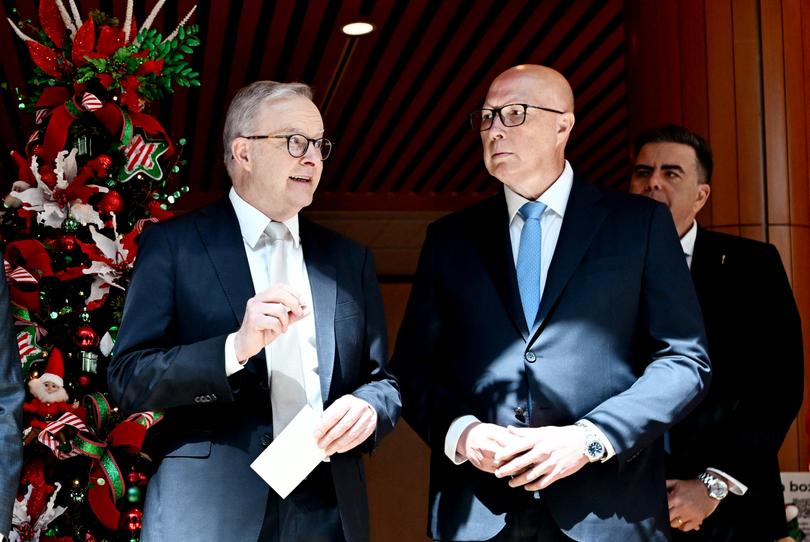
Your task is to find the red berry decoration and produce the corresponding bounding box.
[74,326,99,348]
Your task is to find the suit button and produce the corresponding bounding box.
[514,407,526,422]
[259,381,269,392]
[261,433,273,448]
[524,351,537,363]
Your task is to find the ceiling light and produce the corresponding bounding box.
[342,22,374,36]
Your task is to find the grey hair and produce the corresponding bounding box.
[222,81,314,175]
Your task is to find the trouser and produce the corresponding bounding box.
[257,461,346,542]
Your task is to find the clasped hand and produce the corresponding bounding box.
[457,422,589,491]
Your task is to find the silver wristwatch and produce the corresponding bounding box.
[697,471,729,501]
[575,421,606,463]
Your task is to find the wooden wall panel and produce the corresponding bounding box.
[705,0,740,230]
[732,0,766,233]
[761,0,790,226]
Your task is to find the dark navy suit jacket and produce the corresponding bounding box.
[394,179,711,541]
[0,263,24,536]
[670,228,803,542]
[108,198,400,542]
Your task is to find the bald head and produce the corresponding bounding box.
[488,65,574,113]
[480,64,576,198]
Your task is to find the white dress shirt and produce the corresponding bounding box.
[223,188,324,418]
[444,162,615,464]
[679,220,746,495]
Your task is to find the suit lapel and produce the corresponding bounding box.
[300,219,337,402]
[532,178,608,341]
[690,228,715,308]
[193,199,267,377]
[194,199,256,325]
[474,194,529,341]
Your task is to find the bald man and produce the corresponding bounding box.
[393,65,711,541]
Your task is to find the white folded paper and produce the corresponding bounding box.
[250,404,327,499]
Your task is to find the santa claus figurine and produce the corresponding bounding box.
[23,349,84,430]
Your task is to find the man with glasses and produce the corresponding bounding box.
[109,81,400,542]
[394,65,710,541]
[630,125,803,540]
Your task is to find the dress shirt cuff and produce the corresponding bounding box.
[445,415,481,465]
[706,467,747,495]
[576,419,616,461]
[224,332,247,377]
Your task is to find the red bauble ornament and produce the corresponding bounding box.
[77,374,92,387]
[74,326,99,348]
[98,190,124,214]
[59,234,77,251]
[96,154,112,170]
[126,508,143,531]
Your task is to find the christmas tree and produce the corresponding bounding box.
[2,1,199,540]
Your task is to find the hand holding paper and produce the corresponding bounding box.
[315,394,377,455]
[250,405,326,499]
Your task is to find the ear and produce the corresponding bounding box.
[694,182,711,214]
[557,112,576,142]
[230,137,253,173]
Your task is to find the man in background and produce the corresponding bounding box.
[631,124,804,540]
[0,263,24,541]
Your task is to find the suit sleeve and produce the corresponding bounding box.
[108,224,236,414]
[349,247,401,448]
[0,265,24,536]
[701,243,803,477]
[392,224,477,446]
[585,203,712,459]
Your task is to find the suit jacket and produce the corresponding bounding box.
[669,228,804,542]
[0,263,24,536]
[393,179,711,541]
[108,198,400,542]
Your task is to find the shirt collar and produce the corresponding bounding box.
[504,160,574,224]
[228,188,300,249]
[680,220,698,258]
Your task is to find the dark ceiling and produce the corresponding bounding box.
[0,0,628,212]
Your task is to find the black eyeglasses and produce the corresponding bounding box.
[469,103,565,132]
[241,133,333,160]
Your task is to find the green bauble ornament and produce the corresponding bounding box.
[127,486,142,502]
[62,217,80,232]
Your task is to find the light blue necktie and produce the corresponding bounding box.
[516,201,547,328]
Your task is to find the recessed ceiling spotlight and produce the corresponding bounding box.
[342,22,374,36]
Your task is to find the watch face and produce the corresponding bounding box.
[586,440,604,460]
[709,480,728,499]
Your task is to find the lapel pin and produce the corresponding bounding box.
[721,254,726,265]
